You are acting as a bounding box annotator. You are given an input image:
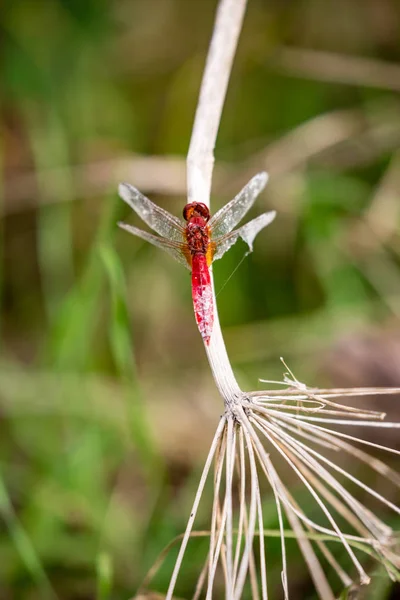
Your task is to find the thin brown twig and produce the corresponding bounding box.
[271,46,400,92]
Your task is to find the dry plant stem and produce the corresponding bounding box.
[253,419,369,543]
[272,417,400,485]
[285,480,354,589]
[144,528,399,593]
[192,558,208,600]
[165,416,226,600]
[208,428,226,592]
[253,441,341,600]
[252,416,370,584]
[252,386,400,398]
[208,479,228,595]
[283,499,337,600]
[232,428,261,600]
[186,0,247,398]
[283,476,349,594]
[233,428,246,585]
[260,417,393,541]
[205,318,242,400]
[234,425,258,600]
[239,406,289,599]
[267,419,400,518]
[240,450,261,600]
[256,474,268,600]
[187,0,247,207]
[207,426,228,597]
[225,417,235,598]
[234,420,268,600]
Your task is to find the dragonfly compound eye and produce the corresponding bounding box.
[183,202,210,222]
[195,203,210,221]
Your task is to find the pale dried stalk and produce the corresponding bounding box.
[165,417,226,600]
[187,0,247,207]
[187,0,248,402]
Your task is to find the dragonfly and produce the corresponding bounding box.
[118,172,275,345]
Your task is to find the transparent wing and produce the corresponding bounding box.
[119,183,185,242]
[118,222,190,269]
[212,211,276,262]
[208,172,269,238]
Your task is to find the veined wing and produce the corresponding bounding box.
[208,172,269,238]
[118,222,190,269]
[211,210,276,262]
[119,183,185,242]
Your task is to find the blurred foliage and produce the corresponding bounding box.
[1,0,400,598]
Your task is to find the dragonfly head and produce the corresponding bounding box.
[183,202,210,223]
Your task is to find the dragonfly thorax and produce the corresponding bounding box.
[185,220,210,255]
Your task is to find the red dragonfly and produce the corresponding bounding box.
[118,172,275,345]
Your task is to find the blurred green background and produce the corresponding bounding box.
[1,0,400,598]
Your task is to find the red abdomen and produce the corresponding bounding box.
[191,253,213,345]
